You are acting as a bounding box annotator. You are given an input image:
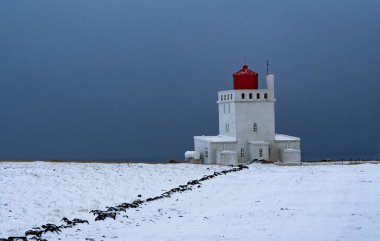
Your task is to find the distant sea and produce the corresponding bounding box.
[302,151,380,161]
[1,151,379,163]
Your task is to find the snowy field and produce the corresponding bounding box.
[1,162,379,241]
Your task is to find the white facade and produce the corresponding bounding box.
[186,73,301,164]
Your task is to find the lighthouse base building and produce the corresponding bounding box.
[185,65,301,165]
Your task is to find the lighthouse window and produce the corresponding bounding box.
[205,148,209,158]
[249,93,252,99]
[257,93,260,99]
[242,93,245,99]
[228,104,230,113]
[268,147,271,157]
[230,94,232,100]
[264,93,268,99]
[240,148,245,158]
[253,123,258,132]
[223,104,226,113]
[259,148,263,158]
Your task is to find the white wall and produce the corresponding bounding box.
[279,149,301,163]
[218,90,236,138]
[248,143,269,161]
[194,139,211,164]
[211,142,237,164]
[194,138,237,164]
[274,140,301,162]
[217,89,276,163]
[235,101,275,162]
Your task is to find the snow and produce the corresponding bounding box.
[275,134,301,141]
[1,162,380,241]
[283,148,301,152]
[248,140,269,145]
[194,135,237,143]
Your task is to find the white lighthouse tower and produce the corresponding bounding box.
[185,64,301,164]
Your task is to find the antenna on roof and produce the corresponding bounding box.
[266,60,270,75]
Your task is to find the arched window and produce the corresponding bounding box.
[257,93,260,99]
[230,94,233,99]
[241,148,245,158]
[224,94,226,101]
[253,123,258,132]
[259,148,263,158]
[242,93,245,99]
[249,93,252,99]
[221,95,224,101]
[264,93,268,99]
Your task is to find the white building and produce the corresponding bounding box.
[185,64,301,164]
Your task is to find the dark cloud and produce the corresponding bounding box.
[0,0,379,161]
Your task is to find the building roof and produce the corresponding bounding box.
[282,148,301,153]
[275,134,301,141]
[233,65,258,76]
[248,141,269,145]
[194,135,237,143]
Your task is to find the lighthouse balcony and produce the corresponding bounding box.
[218,89,275,103]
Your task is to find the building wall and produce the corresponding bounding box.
[279,149,301,163]
[211,142,237,164]
[194,139,237,164]
[217,89,275,163]
[218,95,236,138]
[248,143,269,161]
[274,140,301,162]
[235,101,275,162]
[218,151,238,165]
[194,139,211,164]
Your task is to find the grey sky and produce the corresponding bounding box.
[0,0,379,161]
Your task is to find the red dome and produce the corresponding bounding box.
[233,65,258,89]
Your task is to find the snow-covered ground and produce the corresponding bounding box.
[1,162,379,241]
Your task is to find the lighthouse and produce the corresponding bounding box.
[185,64,301,164]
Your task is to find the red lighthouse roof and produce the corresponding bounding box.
[233,65,257,76]
[233,65,259,89]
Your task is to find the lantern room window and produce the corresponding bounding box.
[242,93,245,99]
